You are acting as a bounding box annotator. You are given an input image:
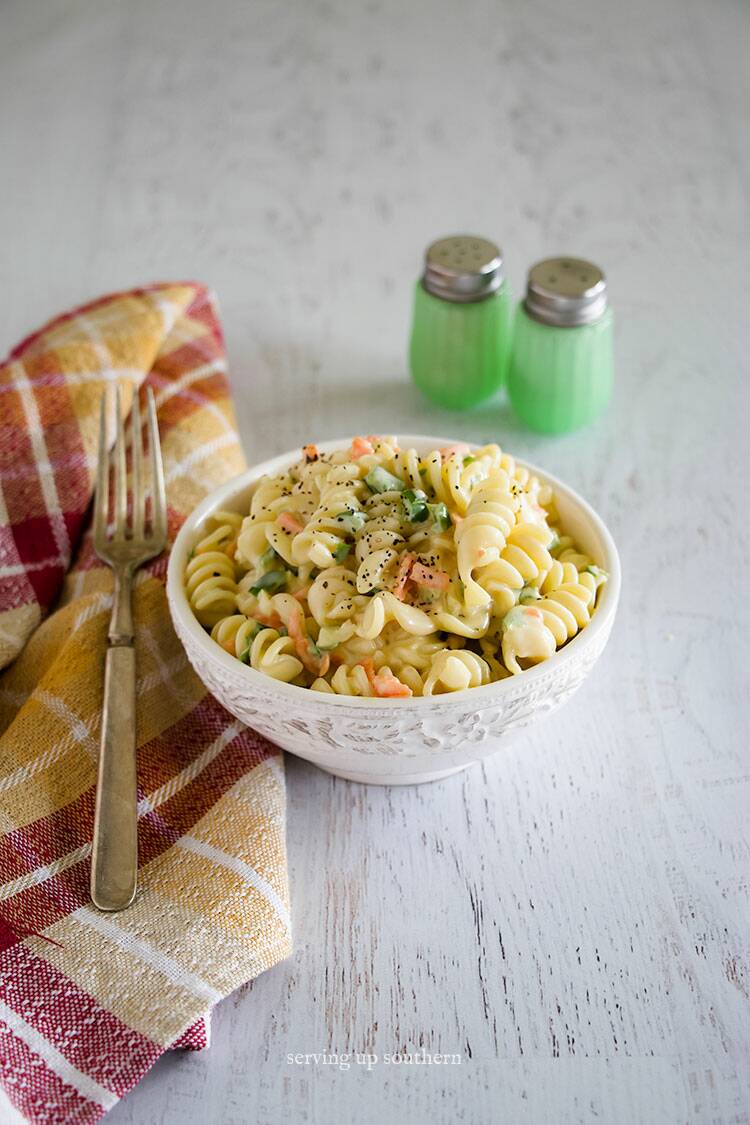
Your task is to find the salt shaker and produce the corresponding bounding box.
[507,257,614,434]
[409,235,513,409]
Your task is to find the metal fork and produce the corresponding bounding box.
[90,385,167,911]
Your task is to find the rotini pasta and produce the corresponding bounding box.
[356,591,434,640]
[210,614,261,661]
[185,513,240,627]
[455,472,518,607]
[249,628,304,683]
[423,650,491,695]
[185,437,608,696]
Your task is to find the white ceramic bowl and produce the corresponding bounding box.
[167,437,620,785]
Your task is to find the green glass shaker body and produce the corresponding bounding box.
[508,257,614,435]
[409,236,513,410]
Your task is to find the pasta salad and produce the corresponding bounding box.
[184,437,607,697]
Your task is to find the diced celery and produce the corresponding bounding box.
[260,545,298,575]
[259,546,277,569]
[402,489,429,522]
[334,510,367,533]
[249,570,287,595]
[238,621,264,662]
[365,467,406,493]
[586,564,608,586]
[428,502,451,530]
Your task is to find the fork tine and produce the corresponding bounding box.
[131,391,144,541]
[114,384,128,539]
[93,387,110,544]
[146,388,167,546]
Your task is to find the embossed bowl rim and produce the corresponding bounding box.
[167,436,620,707]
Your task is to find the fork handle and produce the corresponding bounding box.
[90,644,138,911]
[109,566,134,644]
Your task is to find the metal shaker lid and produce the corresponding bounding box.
[524,257,608,327]
[422,236,505,303]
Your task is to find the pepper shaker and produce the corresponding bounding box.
[409,235,513,410]
[507,257,614,434]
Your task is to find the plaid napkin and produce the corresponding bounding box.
[0,284,291,1124]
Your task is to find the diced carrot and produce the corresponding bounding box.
[303,443,319,462]
[288,604,329,675]
[410,561,450,590]
[278,511,304,534]
[351,436,375,458]
[373,674,412,698]
[292,587,309,603]
[361,660,413,698]
[392,553,415,601]
[361,659,378,689]
[221,639,236,655]
[255,612,283,629]
[287,605,304,640]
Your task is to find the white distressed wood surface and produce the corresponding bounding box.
[1,0,749,1122]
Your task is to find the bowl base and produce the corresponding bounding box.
[315,762,474,786]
